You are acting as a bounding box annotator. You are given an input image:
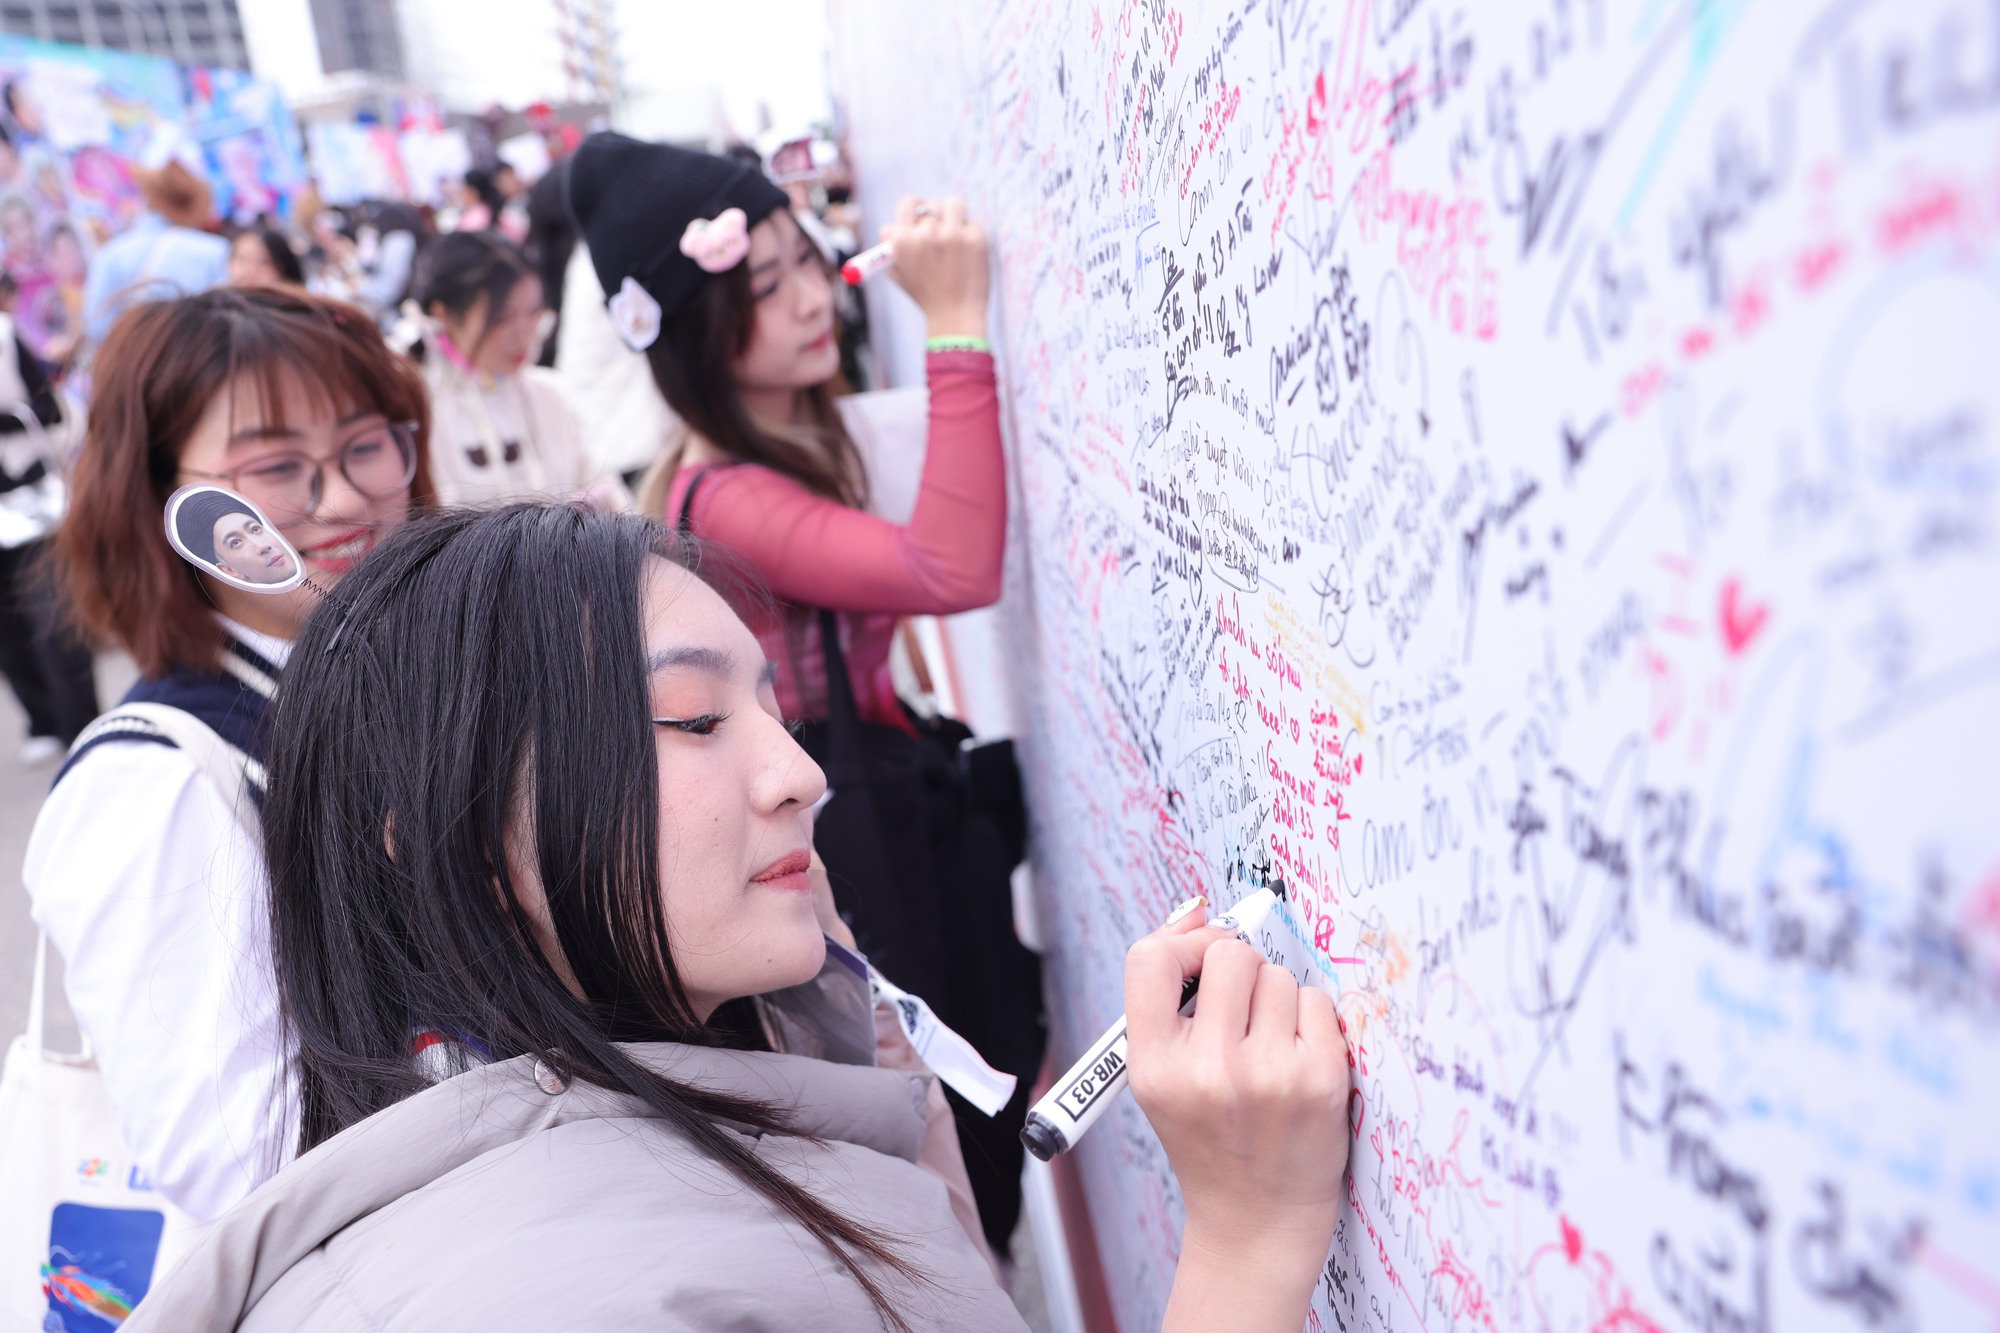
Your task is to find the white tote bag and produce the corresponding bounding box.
[0,705,254,1331]
[0,941,203,1331]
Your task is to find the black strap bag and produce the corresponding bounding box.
[678,467,1047,1253]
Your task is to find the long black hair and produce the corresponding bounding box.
[462,165,505,218]
[262,504,921,1325]
[637,209,868,513]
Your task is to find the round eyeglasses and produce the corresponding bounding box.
[181,420,420,526]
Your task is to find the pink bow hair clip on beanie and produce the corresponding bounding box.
[566,132,789,352]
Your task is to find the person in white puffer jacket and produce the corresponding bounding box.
[555,238,681,488]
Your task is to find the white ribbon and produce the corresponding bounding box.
[862,956,1019,1116]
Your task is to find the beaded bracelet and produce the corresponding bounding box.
[925,335,992,354]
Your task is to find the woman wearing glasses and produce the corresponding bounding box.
[25,285,434,1222]
[409,230,610,508]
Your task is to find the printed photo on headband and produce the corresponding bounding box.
[164,483,306,594]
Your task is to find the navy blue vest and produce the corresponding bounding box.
[54,633,280,794]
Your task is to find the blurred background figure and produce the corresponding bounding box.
[409,229,605,507]
[523,156,574,368]
[226,226,305,290]
[0,269,90,762]
[487,161,529,236]
[453,168,494,231]
[353,202,433,332]
[301,202,362,305]
[81,158,227,347]
[554,233,679,491]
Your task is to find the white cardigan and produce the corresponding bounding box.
[554,242,680,479]
[422,350,597,508]
[23,623,295,1222]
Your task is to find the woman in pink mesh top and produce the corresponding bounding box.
[566,132,1003,733]
[564,132,1036,1264]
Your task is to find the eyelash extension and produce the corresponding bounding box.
[654,712,731,735]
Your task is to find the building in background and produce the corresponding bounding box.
[396,0,823,148]
[310,0,402,79]
[0,0,250,69]
[554,0,619,109]
[276,0,417,131]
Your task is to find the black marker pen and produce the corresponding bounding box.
[1021,883,1288,1161]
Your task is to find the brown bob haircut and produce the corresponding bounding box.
[58,286,435,677]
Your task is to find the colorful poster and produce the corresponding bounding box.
[0,36,185,161]
[183,66,306,226]
[0,35,187,362]
[398,127,471,207]
[305,122,410,207]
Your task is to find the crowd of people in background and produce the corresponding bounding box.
[0,134,876,766]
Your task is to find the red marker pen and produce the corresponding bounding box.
[841,241,895,286]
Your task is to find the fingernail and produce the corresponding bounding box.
[1164,895,1207,925]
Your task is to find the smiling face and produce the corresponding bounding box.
[730,211,840,418]
[176,372,414,635]
[209,509,297,584]
[640,559,828,1018]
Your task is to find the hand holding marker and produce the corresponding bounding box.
[1021,879,1340,1159]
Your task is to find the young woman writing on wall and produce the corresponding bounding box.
[564,133,1039,1251]
[125,505,1355,1333]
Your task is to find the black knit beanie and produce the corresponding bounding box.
[174,487,259,565]
[566,132,789,335]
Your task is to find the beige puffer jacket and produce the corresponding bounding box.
[127,1043,1030,1331]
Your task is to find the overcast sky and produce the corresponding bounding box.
[393,0,837,142]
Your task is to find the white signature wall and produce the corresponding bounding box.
[833,1,2000,1328]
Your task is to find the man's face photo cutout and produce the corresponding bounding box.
[164,483,305,593]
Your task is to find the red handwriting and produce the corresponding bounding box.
[1729,271,1771,337]
[1878,172,1969,254]
[1794,237,1846,290]
[1430,1239,1501,1331]
[1621,363,1666,417]
[1343,1175,1428,1330]
[1717,577,1771,656]
[1217,592,1250,648]
[1216,647,1251,701]
[1267,827,1337,906]
[1182,82,1243,199]
[1263,70,1332,241]
[1528,1217,1666,1333]
[1353,147,1500,339]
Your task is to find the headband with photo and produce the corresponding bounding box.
[164,484,307,595]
